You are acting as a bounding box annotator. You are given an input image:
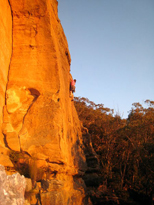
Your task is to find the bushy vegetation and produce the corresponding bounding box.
[74,97,154,205]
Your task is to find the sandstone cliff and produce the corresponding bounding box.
[0,0,89,204]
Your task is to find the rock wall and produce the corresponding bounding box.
[0,0,89,204]
[0,165,26,205]
[0,0,12,146]
[0,0,14,169]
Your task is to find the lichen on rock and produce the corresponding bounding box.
[0,164,26,205]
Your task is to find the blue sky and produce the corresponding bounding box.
[58,0,154,118]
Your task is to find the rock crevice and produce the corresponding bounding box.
[0,0,91,204]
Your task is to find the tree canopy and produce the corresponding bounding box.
[74,97,154,205]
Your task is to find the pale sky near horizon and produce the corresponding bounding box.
[58,0,154,118]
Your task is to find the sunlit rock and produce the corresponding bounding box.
[0,0,89,204]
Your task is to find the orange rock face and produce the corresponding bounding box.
[0,0,12,146]
[0,0,14,169]
[0,0,89,204]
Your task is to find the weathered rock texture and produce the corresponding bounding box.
[0,0,14,170]
[0,0,89,204]
[0,164,26,205]
[0,0,12,146]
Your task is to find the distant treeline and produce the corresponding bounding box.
[74,97,154,205]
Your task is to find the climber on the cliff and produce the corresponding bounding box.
[70,79,76,100]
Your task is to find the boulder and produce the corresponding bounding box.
[0,164,26,205]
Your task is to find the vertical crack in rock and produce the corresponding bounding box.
[3,133,11,150]
[5,0,13,104]
[2,0,13,147]
[3,87,40,152]
[18,88,40,151]
[0,1,89,204]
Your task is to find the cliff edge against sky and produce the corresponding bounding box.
[0,0,90,204]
